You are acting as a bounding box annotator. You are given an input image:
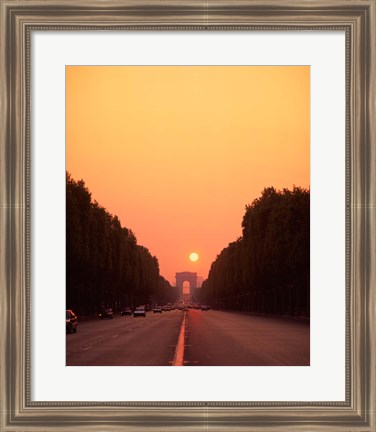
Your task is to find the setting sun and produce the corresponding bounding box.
[189,252,199,262]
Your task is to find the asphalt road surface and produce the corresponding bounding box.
[66,309,309,366]
[66,310,182,366]
[184,309,309,366]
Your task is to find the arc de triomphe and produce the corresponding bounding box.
[175,272,197,296]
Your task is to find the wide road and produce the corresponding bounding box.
[66,309,309,366]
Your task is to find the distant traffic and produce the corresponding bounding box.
[66,297,211,334]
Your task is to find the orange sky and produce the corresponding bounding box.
[66,66,310,286]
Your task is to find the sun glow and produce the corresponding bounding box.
[67,66,310,285]
[189,252,199,262]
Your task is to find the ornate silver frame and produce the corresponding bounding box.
[1,0,375,430]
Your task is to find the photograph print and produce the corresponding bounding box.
[66,66,310,366]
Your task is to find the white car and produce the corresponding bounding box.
[133,306,146,317]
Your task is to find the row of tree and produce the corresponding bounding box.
[200,186,310,317]
[66,172,176,315]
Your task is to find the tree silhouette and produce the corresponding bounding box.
[66,172,176,315]
[200,186,310,317]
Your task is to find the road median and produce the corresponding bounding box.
[172,311,187,366]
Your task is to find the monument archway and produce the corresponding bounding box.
[176,272,197,297]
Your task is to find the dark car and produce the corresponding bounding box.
[99,308,114,319]
[201,305,210,311]
[66,309,78,333]
[121,307,132,316]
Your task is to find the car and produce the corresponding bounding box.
[153,306,162,313]
[134,306,146,317]
[201,305,209,311]
[99,308,114,319]
[121,307,132,316]
[162,306,171,312]
[66,309,78,333]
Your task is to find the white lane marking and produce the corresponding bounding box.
[82,346,93,351]
[172,311,187,366]
[112,335,119,339]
